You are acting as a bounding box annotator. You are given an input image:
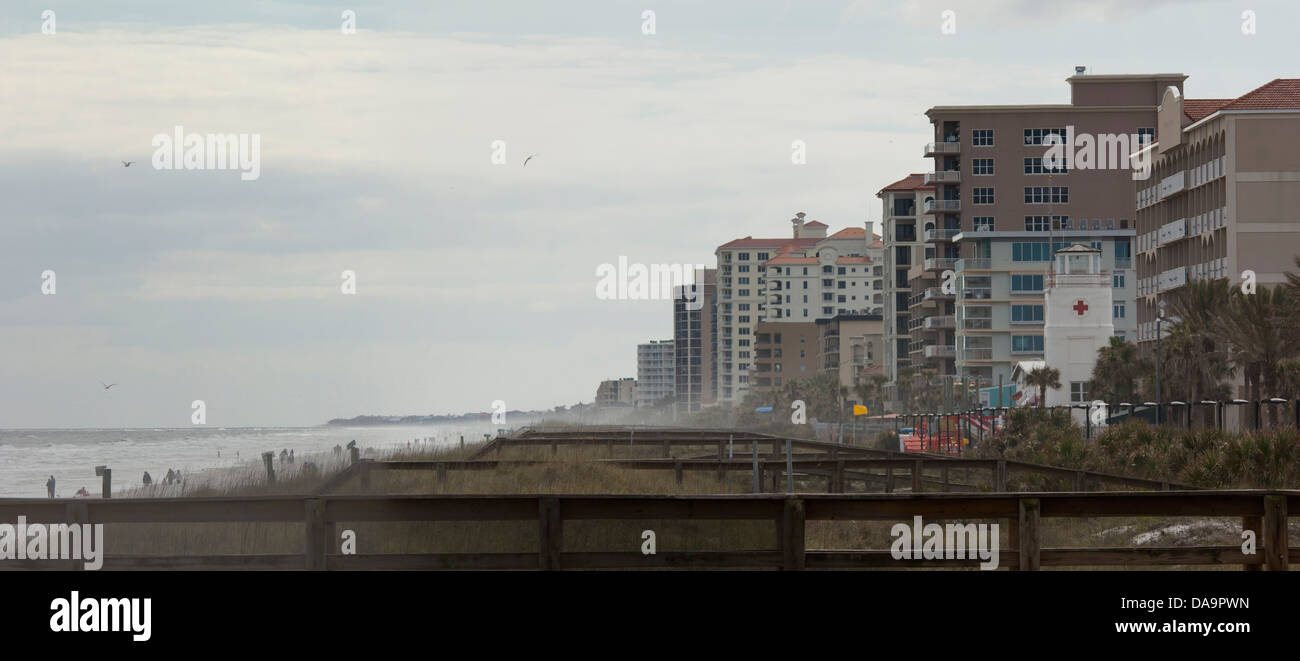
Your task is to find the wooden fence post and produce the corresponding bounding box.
[912,460,923,493]
[349,447,359,465]
[94,466,112,498]
[752,443,760,494]
[995,460,1008,492]
[781,498,806,570]
[1242,515,1262,571]
[674,461,683,485]
[1018,498,1041,571]
[551,441,558,456]
[538,496,563,570]
[1073,471,1085,492]
[305,498,326,571]
[662,440,670,458]
[1263,494,1288,571]
[436,464,447,483]
[833,460,845,493]
[885,466,894,493]
[941,465,949,493]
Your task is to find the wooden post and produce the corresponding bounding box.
[833,460,845,493]
[717,440,725,460]
[1073,471,1084,492]
[716,458,725,482]
[785,439,793,493]
[348,447,359,465]
[941,465,949,493]
[1006,516,1019,571]
[1018,498,1041,571]
[94,465,112,499]
[459,435,464,450]
[662,440,670,458]
[436,464,447,483]
[885,466,894,493]
[1263,494,1288,571]
[1242,515,1262,571]
[912,460,923,493]
[781,498,806,570]
[538,496,563,570]
[305,498,326,571]
[752,442,760,493]
[674,461,683,485]
[995,460,1007,492]
[551,440,558,455]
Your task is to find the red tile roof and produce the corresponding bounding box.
[876,173,934,196]
[1183,79,1300,123]
[827,227,866,240]
[765,255,818,265]
[803,220,828,228]
[717,237,820,249]
[1218,78,1300,111]
[1183,98,1231,122]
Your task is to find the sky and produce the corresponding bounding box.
[1,0,1296,427]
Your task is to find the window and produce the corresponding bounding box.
[738,303,750,311]
[1137,128,1155,145]
[1024,187,1069,204]
[738,289,750,297]
[738,253,750,261]
[973,187,994,204]
[973,217,995,232]
[738,277,750,285]
[1024,128,1067,146]
[1024,157,1068,174]
[1011,274,1044,292]
[1070,381,1089,403]
[972,129,994,146]
[1011,304,1044,323]
[973,158,994,175]
[1113,302,1126,319]
[737,265,750,273]
[757,252,770,261]
[802,281,808,289]
[837,267,846,275]
[1012,335,1044,353]
[1113,273,1125,288]
[1012,242,1052,262]
[1024,215,1068,232]
[738,315,750,323]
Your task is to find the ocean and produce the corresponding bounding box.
[0,422,504,498]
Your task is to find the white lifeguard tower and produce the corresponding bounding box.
[1043,244,1113,412]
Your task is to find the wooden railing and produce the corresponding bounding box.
[0,491,1291,570]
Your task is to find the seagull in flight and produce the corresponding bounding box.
[100,382,117,390]
[522,154,536,167]
[122,161,134,167]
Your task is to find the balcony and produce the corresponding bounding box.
[924,141,962,157]
[1158,266,1188,292]
[924,345,956,359]
[925,315,955,329]
[1157,218,1187,246]
[962,348,993,361]
[923,199,961,215]
[923,286,953,301]
[1047,273,1110,288]
[924,228,960,242]
[924,257,957,272]
[962,317,992,330]
[963,287,992,300]
[956,258,992,271]
[924,170,962,185]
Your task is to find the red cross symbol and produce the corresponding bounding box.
[1073,299,1089,316]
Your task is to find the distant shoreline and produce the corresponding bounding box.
[325,412,551,427]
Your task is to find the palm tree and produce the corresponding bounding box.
[1215,286,1296,427]
[1091,336,1148,405]
[1024,366,1061,408]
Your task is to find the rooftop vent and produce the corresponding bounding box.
[1075,66,1087,75]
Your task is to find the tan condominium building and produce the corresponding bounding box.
[595,377,636,407]
[920,69,1177,391]
[1134,79,1300,346]
[750,313,884,405]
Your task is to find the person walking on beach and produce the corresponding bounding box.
[280,448,288,464]
[143,471,152,487]
[288,449,295,464]
[165,468,175,486]
[46,475,56,498]
[333,444,341,456]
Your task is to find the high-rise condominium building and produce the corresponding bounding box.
[1134,79,1300,352]
[673,268,717,413]
[878,174,933,397]
[919,70,1177,390]
[635,340,675,408]
[714,216,883,404]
